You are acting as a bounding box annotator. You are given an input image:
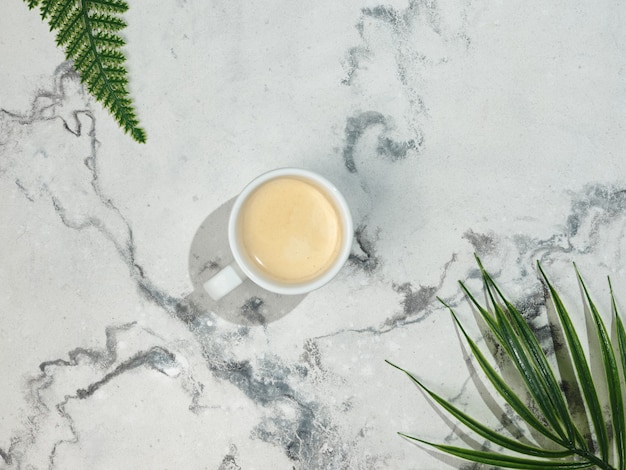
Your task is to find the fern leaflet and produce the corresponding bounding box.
[26,0,146,143]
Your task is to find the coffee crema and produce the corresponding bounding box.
[237,176,343,283]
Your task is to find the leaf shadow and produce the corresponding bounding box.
[573,272,615,452]
[460,281,582,453]
[541,279,593,449]
[462,290,543,448]
[401,376,492,469]
[400,432,489,470]
[610,303,626,398]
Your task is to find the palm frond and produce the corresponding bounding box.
[386,360,574,459]
[608,278,626,469]
[389,258,625,470]
[538,264,610,460]
[399,434,594,469]
[25,0,146,143]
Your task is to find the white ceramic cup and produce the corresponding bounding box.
[204,168,353,301]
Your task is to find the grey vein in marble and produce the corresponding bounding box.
[342,111,419,173]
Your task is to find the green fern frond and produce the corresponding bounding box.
[25,0,146,143]
[88,13,126,31]
[390,258,626,470]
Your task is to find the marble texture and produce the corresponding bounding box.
[2,0,626,468]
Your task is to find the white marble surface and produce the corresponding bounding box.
[2,1,626,468]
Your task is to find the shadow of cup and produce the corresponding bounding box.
[188,197,306,326]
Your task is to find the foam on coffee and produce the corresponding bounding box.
[237,176,342,283]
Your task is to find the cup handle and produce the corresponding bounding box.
[203,262,247,301]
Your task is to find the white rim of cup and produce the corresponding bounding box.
[228,168,353,296]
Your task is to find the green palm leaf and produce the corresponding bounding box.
[389,259,625,470]
[579,271,626,464]
[25,0,146,143]
[400,436,594,470]
[386,359,574,458]
[607,279,626,469]
[538,264,610,461]
[446,301,572,447]
[479,262,587,449]
[460,276,581,448]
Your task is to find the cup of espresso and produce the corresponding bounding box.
[204,168,353,301]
